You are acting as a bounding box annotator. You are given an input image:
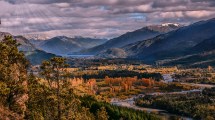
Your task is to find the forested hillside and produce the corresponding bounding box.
[0,36,158,120]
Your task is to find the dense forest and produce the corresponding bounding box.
[82,70,162,81]
[0,36,158,120]
[135,88,215,119]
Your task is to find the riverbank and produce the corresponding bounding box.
[111,96,193,120]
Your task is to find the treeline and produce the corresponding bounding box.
[135,87,215,119]
[104,76,155,92]
[0,36,158,120]
[68,58,142,67]
[159,83,198,92]
[82,70,162,81]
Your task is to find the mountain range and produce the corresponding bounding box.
[78,23,181,55]
[0,32,108,64]
[98,18,215,67]
[1,18,215,67]
[0,32,56,65]
[35,36,107,55]
[23,34,50,41]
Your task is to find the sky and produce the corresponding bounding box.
[0,0,215,39]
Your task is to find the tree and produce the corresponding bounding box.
[39,57,95,120]
[96,107,109,120]
[0,36,28,117]
[40,57,69,120]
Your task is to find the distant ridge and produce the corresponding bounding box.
[0,32,56,65]
[78,23,181,55]
[97,18,215,67]
[34,36,108,55]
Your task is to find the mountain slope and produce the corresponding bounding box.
[1,34,37,52]
[189,35,215,53]
[25,50,56,65]
[15,36,37,51]
[0,32,56,65]
[79,24,181,55]
[14,36,56,65]
[38,36,107,55]
[157,50,215,67]
[157,35,215,67]
[97,48,127,58]
[0,32,11,40]
[117,18,215,64]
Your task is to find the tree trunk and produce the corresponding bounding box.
[57,80,61,120]
[56,68,61,120]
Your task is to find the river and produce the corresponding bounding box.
[111,95,193,120]
[59,54,94,58]
[111,73,214,119]
[110,74,213,120]
[162,74,215,88]
[162,74,174,83]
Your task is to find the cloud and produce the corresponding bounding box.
[0,0,215,38]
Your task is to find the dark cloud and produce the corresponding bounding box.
[152,0,188,8]
[0,0,215,38]
[4,0,73,4]
[190,0,215,6]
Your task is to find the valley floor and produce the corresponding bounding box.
[59,58,215,119]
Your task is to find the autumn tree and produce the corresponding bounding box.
[0,36,28,117]
[96,107,109,120]
[140,78,155,87]
[105,76,111,85]
[25,72,48,119]
[40,57,69,119]
[39,57,95,120]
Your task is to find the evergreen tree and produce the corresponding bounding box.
[25,72,48,119]
[0,36,28,117]
[39,57,94,120]
[97,107,109,120]
[0,36,159,120]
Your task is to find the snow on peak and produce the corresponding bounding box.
[161,23,180,27]
[23,34,50,40]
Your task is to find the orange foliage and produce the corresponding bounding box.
[86,79,96,90]
[68,77,84,87]
[104,76,138,92]
[140,78,155,87]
